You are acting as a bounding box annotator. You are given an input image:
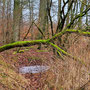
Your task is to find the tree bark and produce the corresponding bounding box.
[39,0,47,38]
[12,0,22,42]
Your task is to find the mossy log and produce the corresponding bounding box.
[0,40,48,52]
[49,29,90,41]
[0,29,90,52]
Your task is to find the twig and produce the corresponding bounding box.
[23,22,34,40]
[33,22,45,38]
[16,21,34,52]
[47,0,54,36]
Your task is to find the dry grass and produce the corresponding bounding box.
[0,32,90,90]
[41,35,90,90]
[0,55,29,90]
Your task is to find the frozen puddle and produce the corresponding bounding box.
[19,65,50,74]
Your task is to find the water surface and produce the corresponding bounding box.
[19,65,50,74]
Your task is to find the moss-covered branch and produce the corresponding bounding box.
[49,42,85,64]
[0,40,48,52]
[49,29,90,41]
[0,29,90,52]
[49,42,71,56]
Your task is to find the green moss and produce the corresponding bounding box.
[18,50,24,53]
[49,42,70,56]
[0,73,7,78]
[13,51,17,54]
[37,50,48,52]
[49,29,90,41]
[26,46,34,49]
[0,29,89,52]
[24,48,29,51]
[49,42,86,65]
[0,40,48,52]
[13,50,24,54]
[66,29,90,35]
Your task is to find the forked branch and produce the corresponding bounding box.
[0,29,90,52]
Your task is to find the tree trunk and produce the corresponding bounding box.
[12,0,22,42]
[78,0,85,30]
[58,0,61,22]
[39,0,47,38]
[28,0,34,40]
[2,0,6,44]
[6,0,12,44]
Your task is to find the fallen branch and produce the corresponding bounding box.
[49,42,86,64]
[49,29,90,41]
[0,29,90,52]
[0,40,48,52]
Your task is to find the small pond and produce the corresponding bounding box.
[19,65,50,74]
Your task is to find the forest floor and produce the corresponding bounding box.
[0,34,90,90]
